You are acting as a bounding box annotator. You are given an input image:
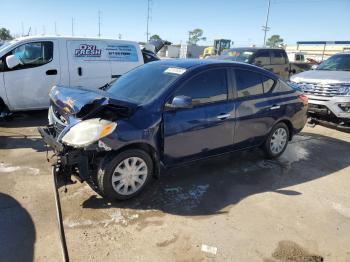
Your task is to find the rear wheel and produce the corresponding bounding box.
[97,149,153,200]
[263,122,290,159]
[0,99,11,120]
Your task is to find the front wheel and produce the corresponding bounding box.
[97,149,153,200]
[263,123,290,159]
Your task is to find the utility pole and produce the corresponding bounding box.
[98,10,101,37]
[262,0,271,47]
[21,22,24,37]
[146,0,151,42]
[71,18,74,36]
[54,22,58,35]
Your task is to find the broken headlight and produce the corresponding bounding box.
[61,118,117,148]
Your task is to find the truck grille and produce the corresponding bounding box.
[298,82,350,97]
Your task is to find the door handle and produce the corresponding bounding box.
[270,105,281,110]
[78,67,82,76]
[217,113,231,120]
[46,69,57,75]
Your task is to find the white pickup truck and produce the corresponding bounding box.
[0,36,161,115]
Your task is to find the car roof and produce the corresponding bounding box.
[154,59,279,79]
[227,47,284,52]
[13,35,139,44]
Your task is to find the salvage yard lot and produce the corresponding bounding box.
[1,111,350,262]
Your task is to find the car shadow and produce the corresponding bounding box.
[0,193,36,262]
[82,132,350,216]
[0,110,48,128]
[0,136,47,152]
[0,110,48,151]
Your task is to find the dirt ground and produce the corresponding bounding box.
[1,111,350,262]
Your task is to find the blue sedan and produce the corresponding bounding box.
[39,59,308,200]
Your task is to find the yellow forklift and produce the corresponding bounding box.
[200,39,232,59]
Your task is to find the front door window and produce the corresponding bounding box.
[9,41,53,70]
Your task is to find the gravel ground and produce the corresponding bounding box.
[1,111,350,262]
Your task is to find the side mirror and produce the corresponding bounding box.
[311,64,318,70]
[166,96,192,109]
[6,55,22,69]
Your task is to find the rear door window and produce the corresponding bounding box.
[174,68,228,105]
[235,69,264,97]
[271,50,287,65]
[252,50,270,66]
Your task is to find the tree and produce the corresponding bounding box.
[0,28,13,41]
[187,28,206,45]
[266,34,284,48]
[149,34,161,41]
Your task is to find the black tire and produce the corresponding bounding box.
[0,98,11,121]
[97,149,153,200]
[263,122,290,159]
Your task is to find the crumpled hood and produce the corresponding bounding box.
[49,85,138,119]
[291,70,350,84]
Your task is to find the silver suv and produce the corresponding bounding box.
[290,52,350,126]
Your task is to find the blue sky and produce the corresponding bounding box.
[1,0,350,46]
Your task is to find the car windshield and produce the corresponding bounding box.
[317,54,350,71]
[220,49,254,62]
[107,62,185,104]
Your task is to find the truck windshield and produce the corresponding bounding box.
[0,39,18,53]
[221,49,254,62]
[107,63,185,104]
[317,54,350,71]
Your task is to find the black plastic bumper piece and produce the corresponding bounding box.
[38,126,90,181]
[38,126,64,152]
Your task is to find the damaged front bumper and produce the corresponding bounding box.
[38,126,91,182]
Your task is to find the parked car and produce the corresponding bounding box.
[213,47,310,81]
[290,52,350,127]
[0,36,163,115]
[39,59,308,200]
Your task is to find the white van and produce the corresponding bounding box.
[0,36,159,113]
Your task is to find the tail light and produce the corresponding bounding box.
[298,94,308,105]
